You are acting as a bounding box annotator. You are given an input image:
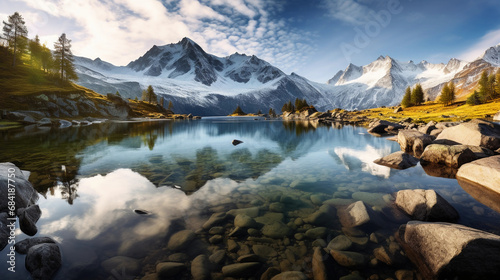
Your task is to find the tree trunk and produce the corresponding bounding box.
[12,27,17,67]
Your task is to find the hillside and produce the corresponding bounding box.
[0,46,172,125]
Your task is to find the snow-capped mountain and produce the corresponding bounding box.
[74,37,332,115]
[73,37,498,115]
[311,56,468,110]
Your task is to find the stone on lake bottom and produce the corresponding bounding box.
[374,151,419,170]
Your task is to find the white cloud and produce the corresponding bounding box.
[458,29,500,62]
[13,0,314,75]
[323,0,375,25]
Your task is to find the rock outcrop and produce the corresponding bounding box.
[397,130,434,157]
[420,144,478,168]
[398,221,500,279]
[456,155,500,195]
[394,189,459,222]
[436,119,500,151]
[373,151,419,169]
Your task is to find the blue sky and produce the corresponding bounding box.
[2,0,500,82]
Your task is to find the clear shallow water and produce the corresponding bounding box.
[1,117,499,279]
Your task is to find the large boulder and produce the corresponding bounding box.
[0,163,39,212]
[418,121,437,135]
[26,243,62,280]
[0,213,9,251]
[373,151,419,169]
[17,205,42,236]
[456,155,500,195]
[398,221,500,279]
[493,110,500,121]
[394,189,459,222]
[436,119,500,151]
[397,130,434,157]
[221,262,261,278]
[368,120,404,134]
[15,237,56,254]
[420,144,478,168]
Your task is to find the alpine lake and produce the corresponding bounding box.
[1,117,500,280]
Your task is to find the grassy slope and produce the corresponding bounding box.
[0,47,172,120]
[354,99,500,123]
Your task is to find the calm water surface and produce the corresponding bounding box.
[1,117,499,279]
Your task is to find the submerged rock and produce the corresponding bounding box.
[202,212,229,230]
[398,221,500,279]
[261,221,292,238]
[26,243,62,280]
[191,255,210,280]
[232,139,243,146]
[156,262,186,278]
[271,271,308,280]
[221,262,261,277]
[330,249,367,268]
[337,201,382,228]
[374,151,419,170]
[167,230,196,251]
[394,189,459,222]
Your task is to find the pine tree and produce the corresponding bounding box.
[141,90,148,102]
[115,90,120,96]
[168,101,174,110]
[40,43,53,73]
[439,83,452,106]
[478,70,489,102]
[159,96,164,107]
[146,85,157,104]
[488,73,497,100]
[2,12,28,66]
[495,70,500,98]
[466,91,481,106]
[411,83,424,106]
[29,35,42,67]
[232,105,245,115]
[256,109,262,115]
[401,86,412,108]
[53,33,77,81]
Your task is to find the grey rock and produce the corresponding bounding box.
[269,202,285,212]
[261,221,291,238]
[305,227,328,239]
[208,226,224,235]
[271,271,308,280]
[234,214,258,228]
[398,130,434,157]
[156,262,186,278]
[227,207,260,218]
[255,212,284,225]
[15,237,56,254]
[374,151,419,169]
[209,235,223,244]
[167,230,196,251]
[456,155,500,195]
[0,163,39,211]
[305,204,336,227]
[221,262,261,277]
[368,120,403,134]
[436,119,500,151]
[337,201,382,228]
[202,212,228,230]
[167,253,189,262]
[209,250,226,265]
[327,235,353,251]
[252,244,277,258]
[398,221,500,279]
[17,204,42,236]
[330,249,367,268]
[395,189,459,222]
[260,267,280,280]
[420,144,478,168]
[191,255,210,280]
[0,213,9,251]
[237,254,260,262]
[26,243,62,280]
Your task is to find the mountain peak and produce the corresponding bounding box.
[480,44,500,66]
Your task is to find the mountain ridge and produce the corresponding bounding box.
[73,37,500,115]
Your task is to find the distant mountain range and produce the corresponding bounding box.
[73,37,500,115]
